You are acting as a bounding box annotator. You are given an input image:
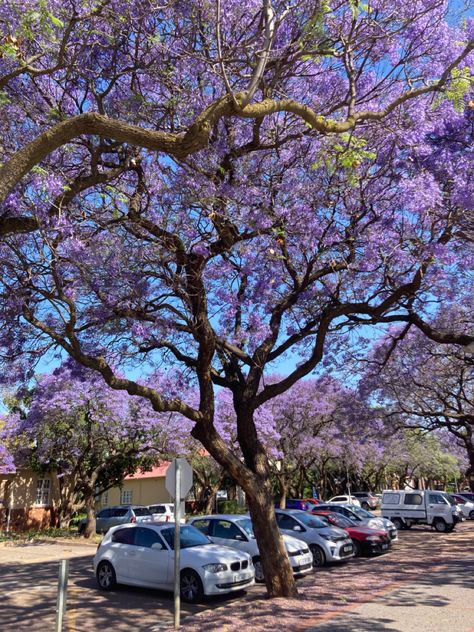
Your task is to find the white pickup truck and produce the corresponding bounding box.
[381,489,462,533]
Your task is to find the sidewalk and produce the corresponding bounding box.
[306,556,474,632]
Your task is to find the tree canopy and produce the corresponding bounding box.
[0,0,473,596]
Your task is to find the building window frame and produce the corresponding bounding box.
[120,489,133,505]
[35,478,51,506]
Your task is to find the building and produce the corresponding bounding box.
[98,463,172,508]
[0,469,61,531]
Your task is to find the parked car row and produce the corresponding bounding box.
[90,488,471,604]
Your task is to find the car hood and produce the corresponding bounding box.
[346,525,387,537]
[180,543,251,565]
[312,525,348,539]
[282,534,309,551]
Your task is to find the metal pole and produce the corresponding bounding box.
[55,559,69,632]
[173,460,181,630]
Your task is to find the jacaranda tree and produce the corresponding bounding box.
[1,360,172,534]
[0,0,473,596]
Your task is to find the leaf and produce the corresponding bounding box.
[48,13,65,29]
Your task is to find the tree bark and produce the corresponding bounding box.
[83,491,96,539]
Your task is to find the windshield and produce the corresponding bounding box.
[350,506,373,519]
[161,526,211,549]
[329,514,355,528]
[444,495,456,506]
[292,512,328,529]
[236,518,255,538]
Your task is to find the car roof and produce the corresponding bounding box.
[190,514,249,521]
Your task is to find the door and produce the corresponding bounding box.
[130,527,171,588]
[96,508,111,533]
[210,519,250,555]
[109,526,137,579]
[427,493,451,522]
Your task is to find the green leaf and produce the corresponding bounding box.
[48,13,65,28]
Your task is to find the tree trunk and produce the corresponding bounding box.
[247,485,298,598]
[191,414,298,598]
[83,491,96,539]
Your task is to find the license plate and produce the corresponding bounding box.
[343,544,353,553]
[382,543,389,550]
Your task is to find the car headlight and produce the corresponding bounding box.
[203,563,228,573]
[366,536,382,542]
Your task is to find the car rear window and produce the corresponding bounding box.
[112,508,128,517]
[382,493,400,504]
[149,505,167,513]
[133,507,152,516]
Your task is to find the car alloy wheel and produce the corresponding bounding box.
[310,544,326,568]
[253,557,265,582]
[180,569,204,604]
[433,518,447,533]
[96,561,116,590]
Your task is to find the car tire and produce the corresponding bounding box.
[309,544,326,568]
[96,561,117,591]
[361,502,370,510]
[469,510,474,520]
[352,539,361,557]
[433,518,447,533]
[252,557,265,582]
[180,569,204,604]
[391,518,404,530]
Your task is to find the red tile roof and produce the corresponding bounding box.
[124,462,171,480]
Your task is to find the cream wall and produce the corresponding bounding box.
[101,477,172,507]
[0,469,60,509]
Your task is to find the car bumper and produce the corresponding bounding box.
[290,553,314,576]
[204,570,255,595]
[360,540,391,555]
[325,540,354,562]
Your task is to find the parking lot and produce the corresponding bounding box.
[0,522,473,631]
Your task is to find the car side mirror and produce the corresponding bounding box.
[235,534,247,541]
[151,542,164,550]
[293,525,303,532]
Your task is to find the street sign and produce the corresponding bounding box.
[165,458,193,499]
[165,458,193,630]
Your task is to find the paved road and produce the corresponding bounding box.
[0,539,258,631]
[305,555,474,632]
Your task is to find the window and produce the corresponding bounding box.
[97,509,111,519]
[429,494,448,505]
[35,479,51,506]
[213,520,244,540]
[112,527,136,545]
[191,519,211,535]
[135,527,164,548]
[101,492,108,506]
[120,490,133,504]
[133,507,152,517]
[161,526,211,550]
[382,493,400,505]
[276,513,300,530]
[111,508,128,517]
[404,494,423,506]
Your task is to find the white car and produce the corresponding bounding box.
[327,495,362,507]
[148,503,185,523]
[94,523,254,603]
[189,514,313,582]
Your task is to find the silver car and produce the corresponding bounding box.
[189,514,313,581]
[275,509,354,567]
[79,505,153,534]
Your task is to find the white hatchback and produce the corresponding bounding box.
[189,514,313,582]
[94,523,254,603]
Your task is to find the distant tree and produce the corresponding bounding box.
[1,360,169,534]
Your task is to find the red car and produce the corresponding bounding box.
[312,510,391,557]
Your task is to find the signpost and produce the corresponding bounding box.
[165,458,193,630]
